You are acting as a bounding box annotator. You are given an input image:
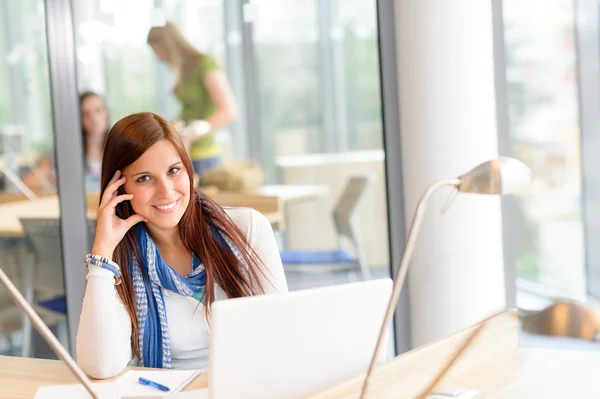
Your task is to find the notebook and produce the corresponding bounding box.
[34,369,201,398]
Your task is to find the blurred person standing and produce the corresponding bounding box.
[147,22,237,176]
[24,91,110,192]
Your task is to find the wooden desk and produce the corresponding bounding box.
[0,355,207,398]
[305,309,600,398]
[3,310,600,398]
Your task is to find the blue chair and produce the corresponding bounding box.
[37,295,67,314]
[280,175,372,280]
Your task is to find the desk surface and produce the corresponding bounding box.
[308,348,600,398]
[304,309,600,398]
[1,348,598,398]
[0,355,207,398]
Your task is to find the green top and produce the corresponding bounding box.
[175,54,220,160]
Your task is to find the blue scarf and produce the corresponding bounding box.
[131,223,235,368]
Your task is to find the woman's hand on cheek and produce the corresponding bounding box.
[92,170,148,260]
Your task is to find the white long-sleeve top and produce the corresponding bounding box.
[76,207,288,379]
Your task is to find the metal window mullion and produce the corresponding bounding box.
[317,0,337,152]
[224,0,250,160]
[44,0,89,354]
[377,0,410,355]
[153,0,170,116]
[240,0,264,167]
[3,0,26,125]
[330,0,348,152]
[491,0,517,308]
[574,0,600,298]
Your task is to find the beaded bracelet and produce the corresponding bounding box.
[86,254,120,271]
[85,254,122,286]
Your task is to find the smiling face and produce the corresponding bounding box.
[123,139,191,232]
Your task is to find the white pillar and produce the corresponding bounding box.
[395,0,506,347]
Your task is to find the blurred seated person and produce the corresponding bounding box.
[24,91,109,192]
[147,22,237,176]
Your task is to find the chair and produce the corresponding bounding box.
[279,175,373,281]
[17,217,96,356]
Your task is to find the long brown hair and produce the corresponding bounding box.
[100,112,266,358]
[147,22,202,84]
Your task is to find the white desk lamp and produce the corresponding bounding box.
[359,157,532,399]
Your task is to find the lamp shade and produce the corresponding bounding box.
[458,157,531,195]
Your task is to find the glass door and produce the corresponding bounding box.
[0,0,69,358]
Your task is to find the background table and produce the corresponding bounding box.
[0,184,328,237]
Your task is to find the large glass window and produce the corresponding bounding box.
[74,0,159,120]
[503,0,585,300]
[0,0,69,359]
[249,0,390,290]
[251,0,323,177]
[74,0,231,138]
[333,0,382,151]
[250,0,383,178]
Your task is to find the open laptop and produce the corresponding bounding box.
[208,278,393,399]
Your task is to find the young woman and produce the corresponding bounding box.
[76,112,287,379]
[23,91,109,192]
[147,22,237,176]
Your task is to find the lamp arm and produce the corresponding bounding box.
[359,178,461,399]
[0,268,100,399]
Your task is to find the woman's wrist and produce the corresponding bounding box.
[91,245,115,261]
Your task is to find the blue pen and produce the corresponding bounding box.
[138,377,171,392]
